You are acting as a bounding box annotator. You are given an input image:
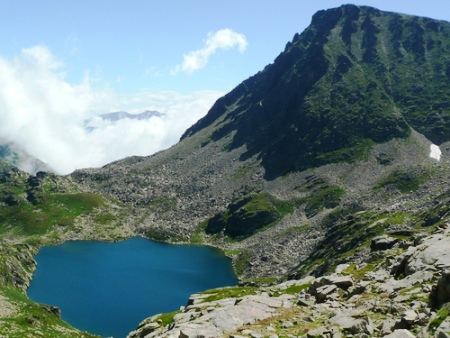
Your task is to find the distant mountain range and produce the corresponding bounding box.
[0,139,53,175]
[84,110,163,131]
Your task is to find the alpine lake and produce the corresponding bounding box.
[27,237,238,338]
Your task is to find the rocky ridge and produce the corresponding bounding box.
[128,224,450,338]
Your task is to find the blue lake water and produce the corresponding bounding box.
[27,237,238,338]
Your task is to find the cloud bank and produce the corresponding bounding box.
[0,46,223,174]
[174,28,248,74]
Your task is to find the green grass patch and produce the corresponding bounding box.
[205,192,307,240]
[429,308,449,330]
[0,192,106,235]
[223,248,242,256]
[373,168,430,193]
[0,285,98,337]
[315,139,375,166]
[157,310,181,327]
[199,286,257,303]
[93,212,118,225]
[232,164,254,181]
[272,282,312,297]
[234,251,253,276]
[149,197,177,213]
[342,263,378,281]
[303,185,344,218]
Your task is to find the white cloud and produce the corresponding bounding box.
[0,46,224,174]
[173,28,248,74]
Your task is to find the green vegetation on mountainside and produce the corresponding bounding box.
[0,163,128,336]
[203,184,343,240]
[291,207,419,278]
[0,285,98,337]
[0,169,107,236]
[181,5,450,179]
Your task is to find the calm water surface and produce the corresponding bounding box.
[27,237,238,338]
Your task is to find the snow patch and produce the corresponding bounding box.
[430,144,442,161]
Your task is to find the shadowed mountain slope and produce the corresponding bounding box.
[182,5,450,178]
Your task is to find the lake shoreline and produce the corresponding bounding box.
[27,236,238,338]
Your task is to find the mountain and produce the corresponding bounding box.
[84,110,163,131]
[182,4,450,178]
[0,138,54,175]
[3,4,450,337]
[72,4,450,281]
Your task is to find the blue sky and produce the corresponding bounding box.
[1,1,450,173]
[4,1,450,94]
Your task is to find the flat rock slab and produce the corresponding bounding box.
[406,235,450,274]
[161,294,290,337]
[326,275,354,287]
[383,329,415,337]
[306,326,330,337]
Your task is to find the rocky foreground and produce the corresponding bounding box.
[128,224,450,338]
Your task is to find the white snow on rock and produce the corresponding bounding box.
[430,144,441,161]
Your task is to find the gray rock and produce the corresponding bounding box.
[316,284,337,302]
[405,235,450,275]
[282,320,294,328]
[297,294,315,307]
[335,264,351,274]
[402,309,418,324]
[381,317,397,335]
[326,275,354,288]
[138,322,160,336]
[437,330,450,338]
[384,329,416,337]
[306,326,330,337]
[371,235,398,251]
[431,270,450,308]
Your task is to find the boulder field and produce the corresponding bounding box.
[128,224,450,338]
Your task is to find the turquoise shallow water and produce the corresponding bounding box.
[27,237,238,338]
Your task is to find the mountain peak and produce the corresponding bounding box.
[182,5,450,178]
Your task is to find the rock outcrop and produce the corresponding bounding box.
[129,224,450,338]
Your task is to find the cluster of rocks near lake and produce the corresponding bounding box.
[128,224,450,337]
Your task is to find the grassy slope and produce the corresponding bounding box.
[0,164,131,336]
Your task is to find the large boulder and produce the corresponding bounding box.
[430,270,450,308]
[370,235,398,251]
